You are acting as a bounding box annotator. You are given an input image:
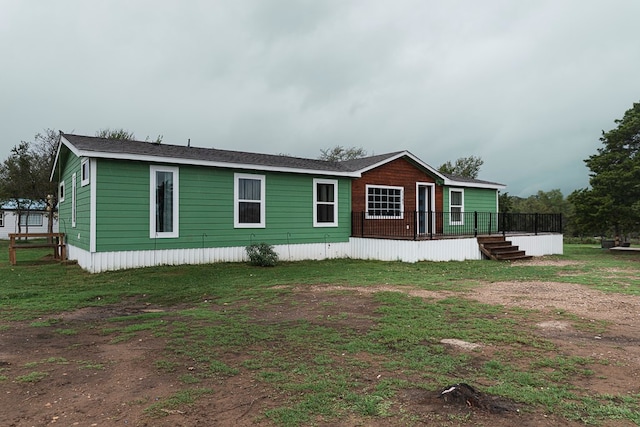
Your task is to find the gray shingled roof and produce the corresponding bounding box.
[337,151,405,172]
[59,133,504,187]
[61,133,353,174]
[440,171,504,187]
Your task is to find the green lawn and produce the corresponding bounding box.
[1,241,639,425]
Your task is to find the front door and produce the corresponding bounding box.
[417,185,432,234]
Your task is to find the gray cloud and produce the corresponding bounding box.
[1,0,639,196]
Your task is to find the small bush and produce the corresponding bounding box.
[246,243,278,267]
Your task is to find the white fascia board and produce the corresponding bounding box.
[443,178,506,190]
[51,135,84,181]
[69,150,362,178]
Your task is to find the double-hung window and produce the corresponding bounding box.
[150,165,179,238]
[235,173,265,228]
[449,189,464,225]
[366,185,403,219]
[313,179,338,227]
[0,212,4,227]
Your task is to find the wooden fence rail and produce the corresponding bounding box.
[8,233,66,265]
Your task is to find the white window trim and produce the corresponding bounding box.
[71,173,77,228]
[449,188,464,226]
[0,211,4,227]
[365,184,404,219]
[81,158,90,187]
[313,178,338,227]
[59,180,65,203]
[150,165,180,238]
[234,173,266,228]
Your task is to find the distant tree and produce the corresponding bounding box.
[510,189,570,215]
[569,101,640,237]
[0,129,59,234]
[438,156,483,179]
[95,128,136,140]
[95,128,163,143]
[498,192,513,212]
[0,143,34,232]
[319,146,367,161]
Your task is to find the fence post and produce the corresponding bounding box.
[502,212,506,237]
[429,211,433,240]
[413,211,417,241]
[474,211,478,237]
[534,213,539,235]
[360,212,365,237]
[488,213,493,236]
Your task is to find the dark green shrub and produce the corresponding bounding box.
[245,243,278,267]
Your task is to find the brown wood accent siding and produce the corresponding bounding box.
[351,158,443,213]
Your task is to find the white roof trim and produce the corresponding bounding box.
[443,178,506,190]
[357,150,446,179]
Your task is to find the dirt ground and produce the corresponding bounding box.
[1,258,640,426]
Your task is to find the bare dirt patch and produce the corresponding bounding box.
[2,280,640,426]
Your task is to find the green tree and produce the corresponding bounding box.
[438,156,483,178]
[95,128,136,140]
[0,129,59,234]
[498,192,513,212]
[95,128,163,143]
[319,146,367,161]
[569,101,640,237]
[510,189,570,214]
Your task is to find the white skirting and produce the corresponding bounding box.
[66,234,563,273]
[67,241,352,273]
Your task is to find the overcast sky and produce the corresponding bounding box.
[1,1,639,197]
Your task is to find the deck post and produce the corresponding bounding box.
[474,211,478,237]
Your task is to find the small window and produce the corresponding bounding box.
[81,158,90,186]
[19,213,43,227]
[366,185,403,219]
[0,211,4,227]
[72,173,77,228]
[59,181,65,202]
[234,173,265,228]
[313,179,338,227]
[150,165,179,238]
[449,189,464,225]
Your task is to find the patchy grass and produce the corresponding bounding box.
[2,241,640,425]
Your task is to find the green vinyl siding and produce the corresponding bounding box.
[57,151,91,251]
[443,187,498,234]
[93,159,351,252]
[462,187,498,212]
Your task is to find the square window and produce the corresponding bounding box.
[366,185,403,219]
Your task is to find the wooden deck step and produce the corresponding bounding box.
[477,236,532,261]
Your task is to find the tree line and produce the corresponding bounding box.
[2,100,640,239]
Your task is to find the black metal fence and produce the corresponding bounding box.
[351,211,562,240]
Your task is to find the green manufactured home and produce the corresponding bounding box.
[52,134,360,272]
[52,133,514,272]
